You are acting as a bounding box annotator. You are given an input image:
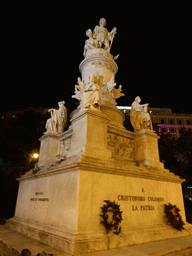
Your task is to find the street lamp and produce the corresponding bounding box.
[26,153,39,173]
[33,153,39,159]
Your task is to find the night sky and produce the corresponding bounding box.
[1,1,191,114]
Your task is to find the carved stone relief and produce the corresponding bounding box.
[57,131,72,160]
[107,133,134,159]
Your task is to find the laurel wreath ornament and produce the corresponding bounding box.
[164,203,185,231]
[100,200,123,235]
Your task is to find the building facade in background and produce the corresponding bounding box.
[117,106,192,139]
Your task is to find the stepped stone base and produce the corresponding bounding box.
[6,156,192,255]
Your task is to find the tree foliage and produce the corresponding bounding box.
[0,110,48,173]
[158,128,192,182]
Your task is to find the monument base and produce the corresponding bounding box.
[6,217,192,254]
[6,157,192,255]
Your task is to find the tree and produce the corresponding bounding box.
[158,129,192,180]
[0,110,48,174]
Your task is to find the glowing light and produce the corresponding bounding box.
[117,106,131,110]
[33,153,39,159]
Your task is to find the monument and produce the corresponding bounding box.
[6,18,192,255]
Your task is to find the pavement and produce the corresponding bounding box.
[0,224,192,256]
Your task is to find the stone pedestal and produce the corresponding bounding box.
[135,129,164,168]
[7,107,192,255]
[67,109,112,159]
[79,48,118,84]
[6,158,192,255]
[38,131,60,167]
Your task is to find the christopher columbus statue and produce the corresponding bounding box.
[92,18,117,52]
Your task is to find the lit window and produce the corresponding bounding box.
[12,115,15,118]
[2,116,4,119]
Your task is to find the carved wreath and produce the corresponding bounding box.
[164,203,185,231]
[100,200,123,235]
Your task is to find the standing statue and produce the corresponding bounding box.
[93,18,117,51]
[130,96,153,131]
[84,18,117,55]
[45,101,67,133]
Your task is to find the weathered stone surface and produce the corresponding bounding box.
[38,131,61,167]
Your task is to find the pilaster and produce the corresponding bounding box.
[135,129,164,168]
[68,109,112,159]
[38,131,61,167]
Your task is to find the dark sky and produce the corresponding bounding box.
[1,1,191,114]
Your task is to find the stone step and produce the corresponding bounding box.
[1,224,192,256]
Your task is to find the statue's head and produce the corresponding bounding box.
[58,101,65,107]
[135,96,141,103]
[99,18,106,27]
[21,249,31,256]
[86,29,92,38]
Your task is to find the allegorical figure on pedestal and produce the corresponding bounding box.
[45,101,67,133]
[72,74,101,110]
[130,96,153,131]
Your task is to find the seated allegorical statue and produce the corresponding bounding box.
[84,74,101,110]
[72,75,101,110]
[130,96,153,131]
[45,101,67,133]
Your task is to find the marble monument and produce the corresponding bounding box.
[6,18,192,255]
